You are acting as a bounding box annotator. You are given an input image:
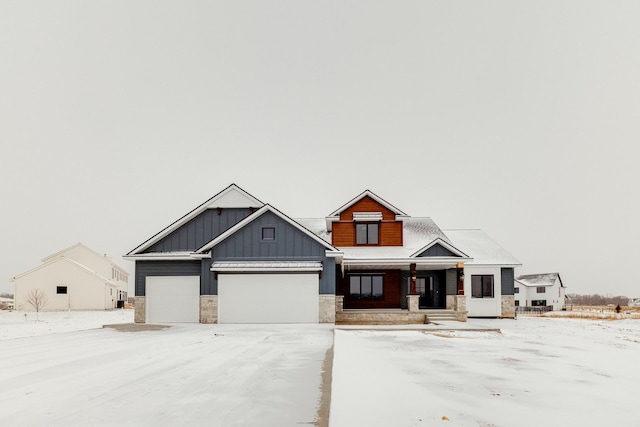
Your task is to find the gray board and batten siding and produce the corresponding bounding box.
[135,209,336,296]
[145,208,252,253]
[135,260,201,296]
[209,211,336,294]
[501,268,515,295]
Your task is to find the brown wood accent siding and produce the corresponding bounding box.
[339,270,402,309]
[332,196,403,246]
[338,196,396,221]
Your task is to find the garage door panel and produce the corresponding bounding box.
[218,274,318,324]
[146,276,199,323]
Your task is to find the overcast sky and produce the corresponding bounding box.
[2,1,639,297]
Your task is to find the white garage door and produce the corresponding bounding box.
[218,274,319,324]
[146,276,200,323]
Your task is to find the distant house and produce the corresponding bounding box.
[125,184,520,324]
[10,243,129,311]
[629,298,640,307]
[514,273,566,311]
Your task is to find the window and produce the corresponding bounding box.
[349,275,383,299]
[356,223,379,245]
[57,286,68,294]
[262,227,275,240]
[471,275,494,298]
[514,287,519,294]
[536,287,546,294]
[531,300,547,306]
[515,300,520,307]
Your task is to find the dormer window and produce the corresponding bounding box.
[354,212,381,245]
[356,223,379,245]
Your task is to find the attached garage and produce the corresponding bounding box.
[146,276,200,323]
[215,262,322,323]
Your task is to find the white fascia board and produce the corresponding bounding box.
[343,257,472,267]
[325,250,344,258]
[325,216,339,231]
[127,184,264,255]
[196,204,340,254]
[328,190,408,217]
[410,238,470,258]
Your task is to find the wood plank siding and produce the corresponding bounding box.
[340,269,402,309]
[332,196,403,246]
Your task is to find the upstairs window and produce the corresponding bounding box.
[471,275,494,298]
[514,287,520,294]
[262,227,275,240]
[536,286,546,294]
[356,223,379,245]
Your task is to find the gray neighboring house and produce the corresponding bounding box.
[124,184,341,324]
[126,184,521,324]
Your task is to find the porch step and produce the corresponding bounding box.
[336,309,466,325]
[424,310,461,323]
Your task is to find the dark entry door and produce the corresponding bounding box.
[416,276,444,308]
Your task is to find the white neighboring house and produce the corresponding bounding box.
[629,298,640,307]
[10,243,129,311]
[514,273,566,311]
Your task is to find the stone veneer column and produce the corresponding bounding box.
[407,295,419,312]
[501,295,515,319]
[335,295,344,312]
[446,295,455,310]
[454,295,467,321]
[134,296,145,323]
[200,296,218,324]
[319,295,336,323]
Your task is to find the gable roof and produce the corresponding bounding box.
[410,238,469,258]
[195,204,340,254]
[296,217,470,266]
[127,184,264,255]
[10,256,116,285]
[41,242,108,263]
[327,190,408,217]
[516,273,564,287]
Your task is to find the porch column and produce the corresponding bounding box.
[409,263,417,294]
[407,294,419,312]
[456,262,465,295]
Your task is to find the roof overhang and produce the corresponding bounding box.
[123,252,196,261]
[342,257,472,270]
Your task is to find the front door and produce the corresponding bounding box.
[416,275,445,308]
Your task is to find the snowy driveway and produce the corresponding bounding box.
[0,323,333,427]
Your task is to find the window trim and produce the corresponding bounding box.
[261,227,276,241]
[536,286,546,294]
[349,274,384,299]
[471,275,494,298]
[355,222,379,245]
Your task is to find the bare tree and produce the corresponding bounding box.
[26,289,48,320]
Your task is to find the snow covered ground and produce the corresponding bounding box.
[1,311,639,426]
[0,310,333,426]
[330,318,640,427]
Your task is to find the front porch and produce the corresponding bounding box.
[335,295,467,325]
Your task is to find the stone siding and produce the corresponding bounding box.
[200,296,218,324]
[501,295,516,318]
[134,296,145,323]
[319,295,336,323]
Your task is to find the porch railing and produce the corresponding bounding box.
[516,306,553,315]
